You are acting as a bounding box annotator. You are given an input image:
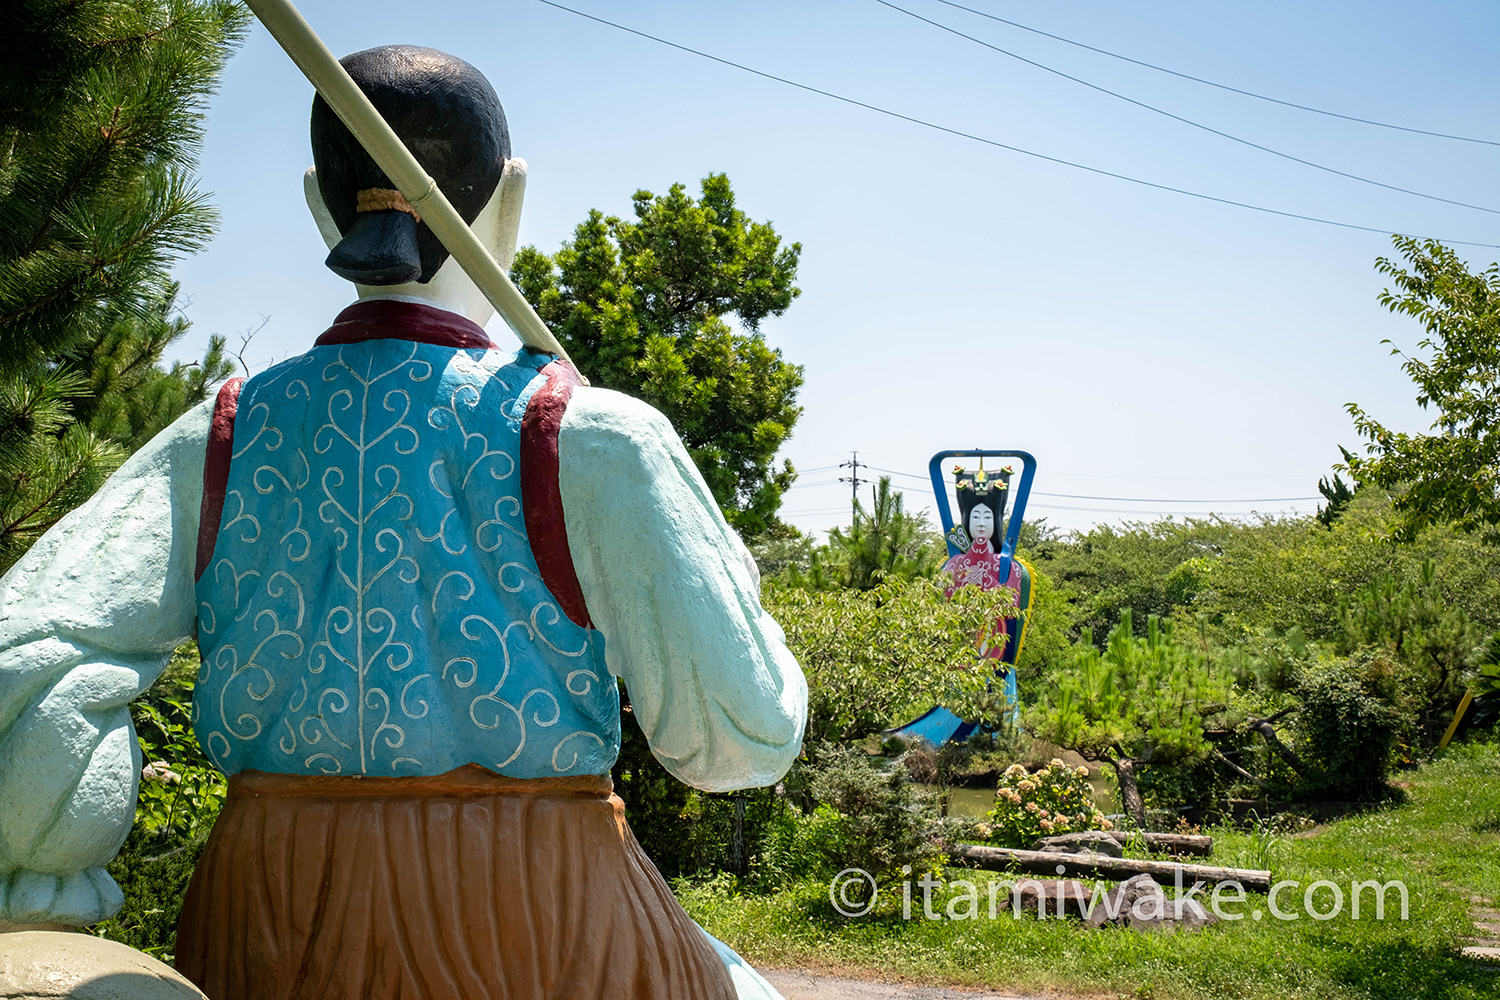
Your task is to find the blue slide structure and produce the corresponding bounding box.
[886,449,1036,748]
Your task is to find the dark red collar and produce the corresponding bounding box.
[315,299,496,349]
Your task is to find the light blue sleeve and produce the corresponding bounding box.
[703,930,789,1000]
[0,398,211,926]
[557,388,807,793]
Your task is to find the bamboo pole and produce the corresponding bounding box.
[951,844,1272,893]
[242,0,573,365]
[1439,689,1475,750]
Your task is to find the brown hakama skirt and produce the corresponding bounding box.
[175,765,736,1000]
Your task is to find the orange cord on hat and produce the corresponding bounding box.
[355,187,421,222]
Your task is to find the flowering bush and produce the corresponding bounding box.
[986,759,1111,848]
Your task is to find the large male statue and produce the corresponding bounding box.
[0,45,806,1000]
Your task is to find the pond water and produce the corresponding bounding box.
[916,784,996,818]
[916,764,1119,820]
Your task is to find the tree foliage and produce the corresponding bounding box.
[1343,237,1500,543]
[1333,559,1483,747]
[1316,473,1355,527]
[824,477,944,590]
[1293,657,1404,800]
[1028,518,1239,642]
[0,0,244,572]
[513,174,803,538]
[1186,493,1500,645]
[1006,556,1074,690]
[0,0,247,369]
[1029,610,1231,826]
[0,287,233,569]
[763,577,1014,747]
[764,476,945,590]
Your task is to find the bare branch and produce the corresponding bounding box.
[1213,748,1267,788]
[234,314,271,376]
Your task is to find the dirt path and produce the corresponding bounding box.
[762,970,1046,1000]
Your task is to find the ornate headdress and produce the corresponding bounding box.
[949,462,1012,551]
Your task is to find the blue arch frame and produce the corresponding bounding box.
[888,450,1037,747]
[928,449,1037,585]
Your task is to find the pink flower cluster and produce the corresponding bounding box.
[985,757,1112,848]
[142,760,181,784]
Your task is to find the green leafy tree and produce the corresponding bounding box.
[1007,557,1074,691]
[775,476,946,591]
[0,0,245,572]
[1316,473,1355,527]
[756,478,954,591]
[1030,518,1241,642]
[513,174,803,538]
[1343,237,1500,543]
[1030,610,1230,827]
[1293,656,1404,801]
[1190,493,1500,644]
[747,523,817,582]
[763,577,1015,747]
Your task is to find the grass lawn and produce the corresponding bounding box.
[680,743,1500,1000]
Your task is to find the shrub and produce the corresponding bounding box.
[802,747,946,884]
[986,758,1111,848]
[755,804,857,887]
[90,830,209,962]
[1028,610,1231,827]
[1295,657,1404,800]
[1335,561,1481,748]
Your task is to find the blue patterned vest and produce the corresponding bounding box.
[193,302,619,777]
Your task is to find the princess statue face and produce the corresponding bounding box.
[967,504,995,545]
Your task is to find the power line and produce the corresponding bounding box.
[1028,501,1310,516]
[926,0,1500,148]
[874,0,1500,216]
[865,463,1305,484]
[861,463,1321,504]
[862,465,933,484]
[533,0,1500,250]
[1038,491,1320,503]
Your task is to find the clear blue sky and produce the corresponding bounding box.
[171,0,1500,538]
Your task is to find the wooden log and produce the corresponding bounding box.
[951,844,1271,893]
[1107,832,1214,857]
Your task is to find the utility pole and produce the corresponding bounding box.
[838,451,866,514]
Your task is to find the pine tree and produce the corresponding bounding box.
[0,0,246,570]
[824,477,943,590]
[1030,610,1231,827]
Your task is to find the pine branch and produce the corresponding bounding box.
[19,113,122,257]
